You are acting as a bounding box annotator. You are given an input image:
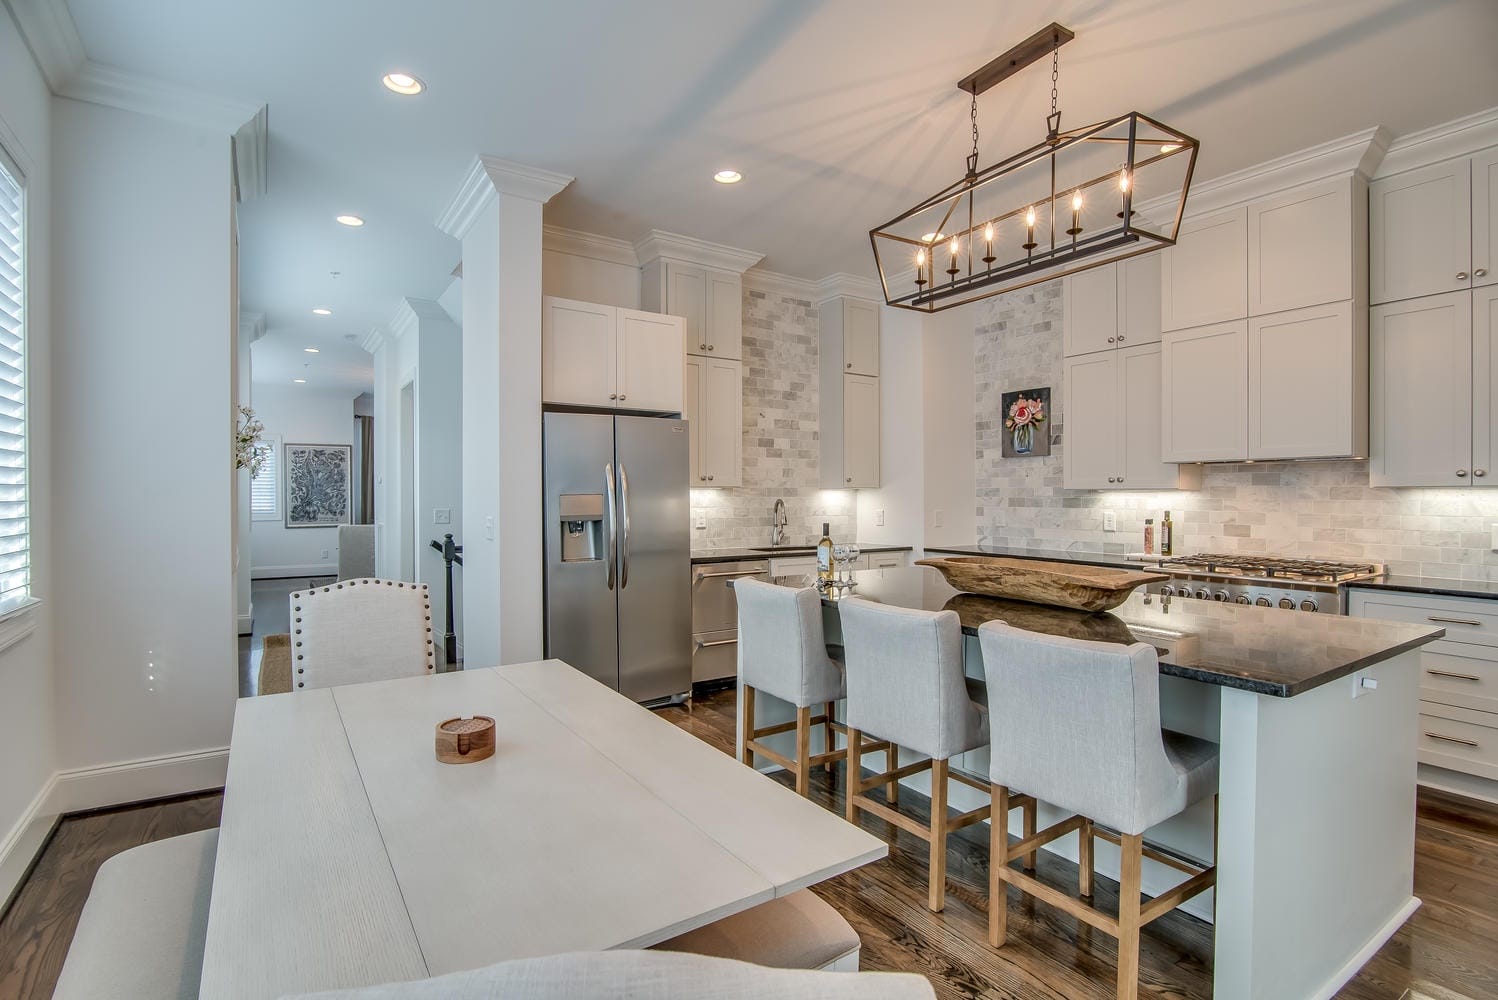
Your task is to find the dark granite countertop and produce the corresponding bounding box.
[691,543,912,565]
[1347,576,1498,601]
[922,544,1154,571]
[771,566,1443,698]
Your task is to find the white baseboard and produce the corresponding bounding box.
[1309,896,1420,1000]
[0,774,59,908]
[236,612,253,636]
[44,747,229,817]
[1418,763,1498,805]
[252,563,334,579]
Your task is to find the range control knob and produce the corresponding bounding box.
[1255,597,1272,607]
[1299,599,1318,612]
[1213,590,1230,602]
[1159,585,1176,597]
[1278,598,1296,610]
[1195,588,1212,600]
[1233,595,1251,605]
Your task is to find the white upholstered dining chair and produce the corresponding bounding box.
[290,579,437,690]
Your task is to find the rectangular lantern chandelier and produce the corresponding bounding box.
[869,24,1199,313]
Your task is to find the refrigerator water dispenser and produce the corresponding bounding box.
[558,494,605,562]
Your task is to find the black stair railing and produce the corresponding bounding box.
[428,533,462,665]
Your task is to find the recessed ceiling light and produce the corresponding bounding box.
[312,308,332,316]
[1159,143,1182,154]
[335,214,365,227]
[382,72,424,96]
[713,170,742,184]
[304,347,320,353]
[921,232,945,243]
[293,378,307,383]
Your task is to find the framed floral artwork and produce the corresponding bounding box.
[1000,387,1050,458]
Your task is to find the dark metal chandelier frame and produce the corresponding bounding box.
[869,24,1199,313]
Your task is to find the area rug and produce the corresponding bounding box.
[258,633,292,695]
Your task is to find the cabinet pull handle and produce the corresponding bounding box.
[694,637,738,650]
[1427,615,1482,626]
[1457,271,1469,281]
[1456,469,1468,477]
[695,569,767,582]
[1427,668,1481,681]
[1424,731,1480,748]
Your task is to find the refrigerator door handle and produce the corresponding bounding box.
[604,463,617,591]
[618,462,631,589]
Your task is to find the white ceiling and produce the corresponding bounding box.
[61,0,1498,391]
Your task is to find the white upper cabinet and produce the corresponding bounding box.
[842,298,881,376]
[667,263,707,354]
[1248,178,1356,315]
[1120,343,1198,489]
[706,271,743,360]
[1062,352,1119,489]
[542,296,683,412]
[1370,291,1473,486]
[1474,148,1498,291]
[1162,321,1249,462]
[643,260,743,360]
[1118,254,1163,348]
[1248,301,1364,460]
[840,374,880,488]
[1062,264,1118,356]
[1161,207,1248,331]
[541,297,616,408]
[1370,158,1473,305]
[1473,285,1498,482]
[615,309,685,412]
[683,356,742,488]
[682,355,702,482]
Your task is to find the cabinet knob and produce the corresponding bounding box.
[1117,476,1124,483]
[700,343,707,350]
[1458,271,1469,281]
[1107,337,1115,343]
[609,394,618,400]
[846,362,852,369]
[1117,335,1125,343]
[708,345,715,351]
[1457,469,1469,477]
[1108,477,1116,483]
[619,394,627,401]
[707,475,714,481]
[846,477,852,483]
[1476,469,1487,477]
[1478,267,1490,278]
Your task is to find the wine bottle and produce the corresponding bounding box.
[1161,511,1174,557]
[817,522,834,585]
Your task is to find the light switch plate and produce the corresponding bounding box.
[434,508,451,525]
[320,549,330,559]
[1490,523,1498,551]
[484,516,495,540]
[1103,510,1117,532]
[694,513,707,530]
[875,509,885,526]
[933,509,944,528]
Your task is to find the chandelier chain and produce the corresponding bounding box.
[971,92,979,162]
[1051,41,1059,116]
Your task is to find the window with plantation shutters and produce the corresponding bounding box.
[251,434,280,520]
[0,148,29,612]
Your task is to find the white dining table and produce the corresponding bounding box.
[198,660,886,999]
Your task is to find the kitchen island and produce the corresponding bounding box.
[740,566,1444,1000]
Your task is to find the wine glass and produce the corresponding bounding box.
[831,543,851,585]
[842,543,861,584]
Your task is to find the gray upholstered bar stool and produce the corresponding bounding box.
[736,578,885,797]
[839,598,1036,913]
[978,622,1219,1000]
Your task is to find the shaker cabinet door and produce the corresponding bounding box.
[542,296,615,407]
[1473,286,1498,486]
[1474,149,1498,291]
[843,298,881,376]
[1063,352,1119,489]
[1117,254,1162,348]
[683,356,703,485]
[615,309,684,413]
[668,262,709,356]
[1248,178,1353,315]
[842,374,880,488]
[700,358,742,488]
[1161,321,1248,462]
[1118,343,1183,489]
[1370,160,1472,305]
[705,270,743,359]
[1161,207,1248,331]
[1063,263,1119,356]
[1370,292,1473,486]
[1248,301,1358,460]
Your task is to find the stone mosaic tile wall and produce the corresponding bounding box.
[974,278,1498,581]
[690,288,858,550]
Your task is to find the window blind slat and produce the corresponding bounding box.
[0,155,28,607]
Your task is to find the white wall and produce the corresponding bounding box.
[0,2,57,896]
[374,324,418,579]
[542,248,638,309]
[857,305,923,550]
[921,302,978,547]
[415,307,462,657]
[51,96,238,787]
[249,384,358,577]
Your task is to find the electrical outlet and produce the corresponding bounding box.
[320,549,330,559]
[875,509,885,526]
[484,515,495,540]
[1103,510,1117,532]
[1352,671,1378,698]
[1491,523,1498,551]
[694,512,707,530]
[434,508,451,525]
[933,508,944,528]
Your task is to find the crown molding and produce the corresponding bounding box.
[4,0,86,92]
[360,327,386,355]
[814,272,883,304]
[238,311,266,345]
[437,156,574,240]
[232,105,268,203]
[741,267,818,301]
[1376,105,1498,178]
[387,297,451,343]
[633,229,765,274]
[542,225,637,267]
[1139,125,1391,220]
[62,61,264,134]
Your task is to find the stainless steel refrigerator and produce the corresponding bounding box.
[542,411,692,704]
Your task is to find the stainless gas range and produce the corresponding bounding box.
[1151,553,1383,615]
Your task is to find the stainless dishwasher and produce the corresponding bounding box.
[690,560,769,684]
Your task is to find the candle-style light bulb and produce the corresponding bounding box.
[915,248,927,288]
[1067,189,1083,238]
[1119,169,1131,193]
[1022,205,1038,253]
[1025,205,1037,228]
[982,221,995,265]
[916,248,925,267]
[946,236,960,278]
[1072,190,1083,212]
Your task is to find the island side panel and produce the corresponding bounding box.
[1213,650,1419,1000]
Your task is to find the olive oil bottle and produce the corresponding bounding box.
[1160,510,1174,557]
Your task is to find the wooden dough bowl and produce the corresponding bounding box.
[916,556,1169,613]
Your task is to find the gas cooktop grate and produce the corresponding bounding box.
[1160,553,1380,583]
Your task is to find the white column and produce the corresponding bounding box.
[437,157,573,667]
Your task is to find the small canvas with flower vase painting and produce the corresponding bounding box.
[1000,387,1050,458]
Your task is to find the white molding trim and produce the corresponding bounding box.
[436,156,574,240]
[542,224,638,267]
[1308,896,1421,1000]
[62,61,264,135]
[1377,105,1498,178]
[239,311,266,345]
[386,297,450,343]
[633,229,765,274]
[3,0,85,92]
[361,327,386,355]
[44,747,229,817]
[252,563,336,579]
[814,272,883,304]
[233,104,268,202]
[0,601,39,657]
[236,612,253,636]
[742,267,819,300]
[0,773,58,909]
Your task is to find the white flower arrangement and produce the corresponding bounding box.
[235,405,268,477]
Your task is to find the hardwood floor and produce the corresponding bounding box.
[0,684,1492,1000]
[237,575,335,697]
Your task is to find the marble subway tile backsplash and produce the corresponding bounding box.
[691,288,858,549]
[973,277,1498,581]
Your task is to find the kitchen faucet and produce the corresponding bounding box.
[771,498,788,547]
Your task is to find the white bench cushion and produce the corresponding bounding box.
[53,828,218,1000]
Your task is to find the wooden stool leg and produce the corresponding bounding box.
[739,685,756,768]
[1078,817,1094,898]
[989,783,1010,947]
[845,727,862,823]
[1116,833,1144,1000]
[795,705,812,797]
[1023,797,1038,871]
[824,701,837,773]
[887,744,899,808]
[928,758,949,912]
